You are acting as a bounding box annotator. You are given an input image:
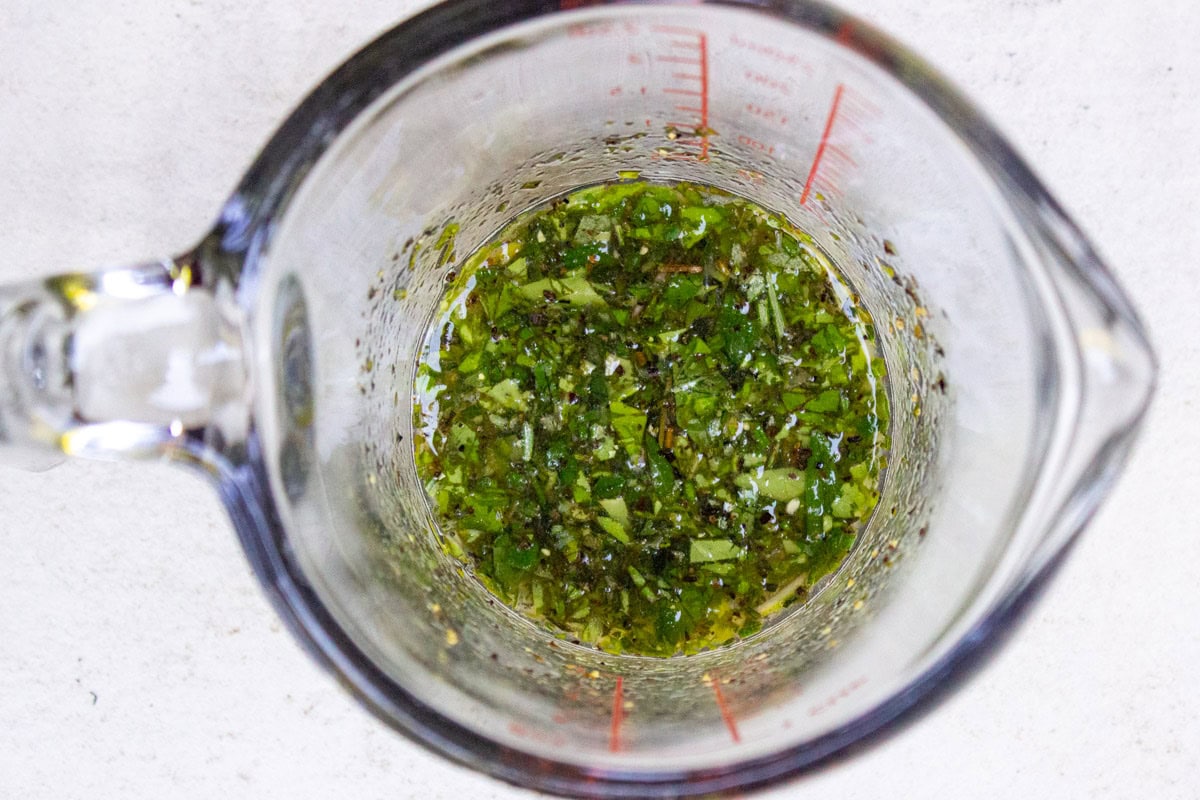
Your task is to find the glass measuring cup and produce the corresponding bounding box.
[0,0,1155,796]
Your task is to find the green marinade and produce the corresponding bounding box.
[413,181,889,657]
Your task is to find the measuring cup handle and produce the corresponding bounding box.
[0,255,245,470]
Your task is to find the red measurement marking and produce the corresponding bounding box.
[745,103,788,126]
[508,721,567,748]
[742,70,792,96]
[655,28,710,161]
[729,32,812,74]
[652,24,705,36]
[567,22,612,37]
[736,168,766,184]
[800,83,846,206]
[609,677,625,752]
[711,680,741,743]
[826,143,857,167]
[807,676,868,717]
[738,133,775,156]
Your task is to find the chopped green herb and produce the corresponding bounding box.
[690,539,744,563]
[734,468,807,502]
[413,181,890,657]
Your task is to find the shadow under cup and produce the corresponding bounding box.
[253,4,1060,787]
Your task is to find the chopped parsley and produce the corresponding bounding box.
[413,181,889,657]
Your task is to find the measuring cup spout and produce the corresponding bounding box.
[1015,201,1157,580]
[0,255,247,470]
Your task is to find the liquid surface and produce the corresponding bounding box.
[414,182,889,656]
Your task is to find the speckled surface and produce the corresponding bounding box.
[0,1,1195,797]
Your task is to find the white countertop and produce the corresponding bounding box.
[1,1,1195,797]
